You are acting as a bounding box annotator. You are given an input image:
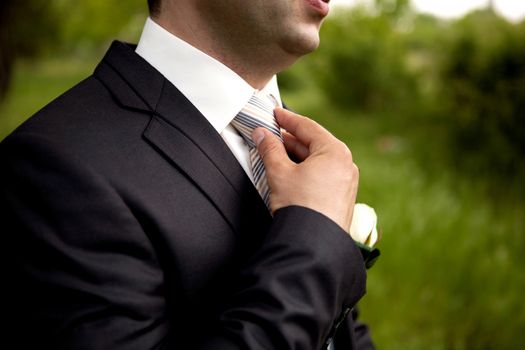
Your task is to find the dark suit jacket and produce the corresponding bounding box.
[1,41,373,349]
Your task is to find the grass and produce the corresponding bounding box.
[1,56,524,349]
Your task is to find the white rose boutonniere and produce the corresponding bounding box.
[349,203,379,248]
[349,203,381,269]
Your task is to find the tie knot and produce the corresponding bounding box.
[231,93,283,148]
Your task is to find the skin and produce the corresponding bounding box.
[154,0,358,230]
[254,108,358,230]
[154,0,326,88]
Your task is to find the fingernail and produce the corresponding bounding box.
[253,129,265,146]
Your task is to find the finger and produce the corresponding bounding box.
[283,131,309,162]
[274,108,333,149]
[252,128,291,175]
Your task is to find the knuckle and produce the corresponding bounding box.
[352,163,360,178]
[335,140,353,159]
[341,141,352,155]
[342,163,359,181]
[261,135,276,149]
[309,118,322,129]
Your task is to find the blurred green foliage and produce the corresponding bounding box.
[1,0,146,99]
[311,8,418,112]
[1,1,524,349]
[52,0,146,53]
[440,12,525,180]
[281,5,525,187]
[6,0,145,56]
[7,0,61,57]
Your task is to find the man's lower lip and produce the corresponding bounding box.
[306,0,330,17]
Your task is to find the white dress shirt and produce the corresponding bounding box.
[135,17,282,184]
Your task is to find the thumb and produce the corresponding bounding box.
[252,128,289,175]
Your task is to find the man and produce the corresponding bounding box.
[1,0,374,348]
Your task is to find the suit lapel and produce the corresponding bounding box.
[94,41,271,241]
[144,81,271,238]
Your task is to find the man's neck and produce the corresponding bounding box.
[152,12,295,89]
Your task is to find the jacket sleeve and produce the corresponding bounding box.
[197,206,367,349]
[1,132,367,350]
[332,307,376,350]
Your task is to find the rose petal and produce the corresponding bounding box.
[349,203,378,246]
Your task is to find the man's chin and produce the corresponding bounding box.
[283,30,321,57]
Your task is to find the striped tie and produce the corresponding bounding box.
[231,93,283,208]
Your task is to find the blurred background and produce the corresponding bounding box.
[1,0,524,348]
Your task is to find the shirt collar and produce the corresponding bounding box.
[135,17,282,134]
